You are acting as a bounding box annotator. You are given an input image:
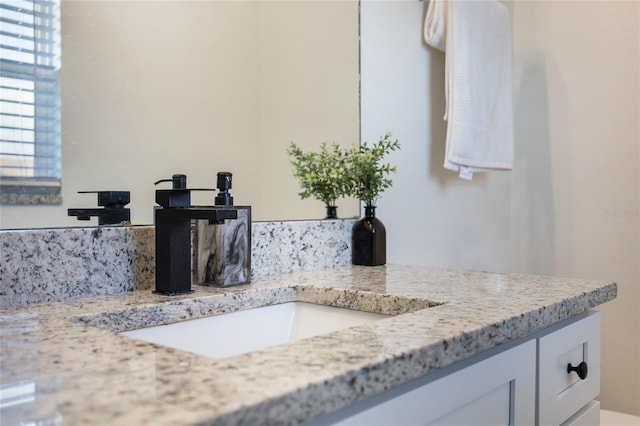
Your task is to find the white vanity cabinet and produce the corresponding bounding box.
[308,311,601,426]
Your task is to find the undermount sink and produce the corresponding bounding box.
[119,302,390,359]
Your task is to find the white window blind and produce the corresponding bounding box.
[0,0,61,203]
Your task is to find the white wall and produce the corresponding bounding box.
[361,0,514,273]
[361,0,639,416]
[512,0,639,415]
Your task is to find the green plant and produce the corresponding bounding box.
[349,133,400,207]
[287,141,351,207]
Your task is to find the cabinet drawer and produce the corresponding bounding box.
[538,311,600,426]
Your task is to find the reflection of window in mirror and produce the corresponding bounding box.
[0,0,61,205]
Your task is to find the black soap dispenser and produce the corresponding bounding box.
[193,172,252,287]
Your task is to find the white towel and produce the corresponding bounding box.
[424,0,514,180]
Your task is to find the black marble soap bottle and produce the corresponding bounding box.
[194,172,252,287]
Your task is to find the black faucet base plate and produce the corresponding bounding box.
[152,290,195,296]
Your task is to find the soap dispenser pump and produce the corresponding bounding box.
[215,171,233,207]
[194,172,252,287]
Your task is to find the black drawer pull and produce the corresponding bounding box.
[567,361,588,380]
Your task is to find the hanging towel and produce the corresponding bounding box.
[424,0,513,180]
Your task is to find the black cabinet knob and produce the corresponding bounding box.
[567,361,588,380]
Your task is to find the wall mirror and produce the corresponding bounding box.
[0,0,360,229]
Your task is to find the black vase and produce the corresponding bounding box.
[352,206,386,266]
[325,205,338,219]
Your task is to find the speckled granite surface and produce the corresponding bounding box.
[252,220,352,275]
[0,265,616,425]
[0,220,353,307]
[0,226,155,307]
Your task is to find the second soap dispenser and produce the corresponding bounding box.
[193,172,251,287]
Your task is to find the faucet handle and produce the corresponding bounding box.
[154,174,187,189]
[155,174,190,208]
[154,174,220,208]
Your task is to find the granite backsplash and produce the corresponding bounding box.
[0,219,354,307]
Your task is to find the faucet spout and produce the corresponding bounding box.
[156,207,237,223]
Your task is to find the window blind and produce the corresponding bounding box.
[0,0,61,187]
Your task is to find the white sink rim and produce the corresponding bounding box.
[119,301,390,359]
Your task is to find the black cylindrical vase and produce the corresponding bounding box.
[352,206,386,266]
[325,205,338,219]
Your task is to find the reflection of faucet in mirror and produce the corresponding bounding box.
[153,174,238,295]
[67,191,130,225]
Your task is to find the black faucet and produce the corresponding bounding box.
[153,174,238,295]
[68,191,130,225]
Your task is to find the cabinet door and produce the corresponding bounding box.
[538,311,601,426]
[315,340,536,426]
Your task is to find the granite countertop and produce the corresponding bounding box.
[0,265,616,425]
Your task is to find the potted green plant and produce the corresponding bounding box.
[287,141,350,219]
[349,133,400,266]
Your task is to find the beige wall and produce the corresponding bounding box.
[255,1,360,221]
[362,0,639,416]
[0,0,359,229]
[512,0,639,415]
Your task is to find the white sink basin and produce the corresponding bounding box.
[120,302,389,359]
